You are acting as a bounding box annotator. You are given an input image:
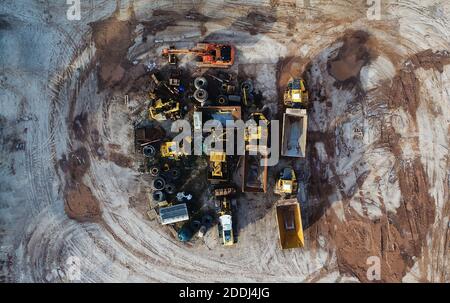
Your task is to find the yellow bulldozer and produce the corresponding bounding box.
[160,139,190,160]
[274,167,298,196]
[149,98,182,121]
[284,78,308,108]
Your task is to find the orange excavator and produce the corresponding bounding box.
[162,43,235,68]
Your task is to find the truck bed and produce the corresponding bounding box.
[275,199,304,249]
[281,109,307,158]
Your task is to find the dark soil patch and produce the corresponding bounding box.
[89,14,137,90]
[65,183,101,222]
[66,147,90,181]
[73,112,89,141]
[328,30,376,84]
[109,151,133,168]
[383,49,450,121]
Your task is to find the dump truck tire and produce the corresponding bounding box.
[194,89,208,103]
[241,80,254,93]
[152,190,166,202]
[190,220,202,230]
[169,168,180,180]
[194,77,208,89]
[149,166,160,177]
[143,145,156,158]
[165,183,176,194]
[217,95,228,105]
[152,177,166,190]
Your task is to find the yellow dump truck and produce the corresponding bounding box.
[275,199,304,249]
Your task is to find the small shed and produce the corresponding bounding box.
[159,203,189,225]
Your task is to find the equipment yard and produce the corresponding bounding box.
[0,0,449,283]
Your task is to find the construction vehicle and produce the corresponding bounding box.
[241,112,269,193]
[276,199,304,249]
[245,112,269,155]
[274,167,298,196]
[241,154,268,193]
[149,98,182,121]
[281,108,308,158]
[284,78,308,108]
[208,151,228,183]
[216,196,235,246]
[162,43,235,68]
[168,69,181,86]
[160,140,190,160]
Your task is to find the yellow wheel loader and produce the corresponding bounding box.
[284,78,308,108]
[274,167,298,196]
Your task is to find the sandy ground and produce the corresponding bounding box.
[0,0,449,282]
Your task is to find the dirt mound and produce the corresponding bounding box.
[61,146,101,222]
[90,15,136,90]
[65,183,101,222]
[333,211,412,282]
[328,30,375,82]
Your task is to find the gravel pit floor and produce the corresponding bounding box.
[0,0,449,282]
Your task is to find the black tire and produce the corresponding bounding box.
[149,166,160,177]
[194,77,208,89]
[143,145,156,158]
[165,183,176,194]
[190,220,201,230]
[217,95,228,105]
[152,190,166,202]
[169,168,180,180]
[152,177,166,190]
[193,89,208,103]
[241,80,254,93]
